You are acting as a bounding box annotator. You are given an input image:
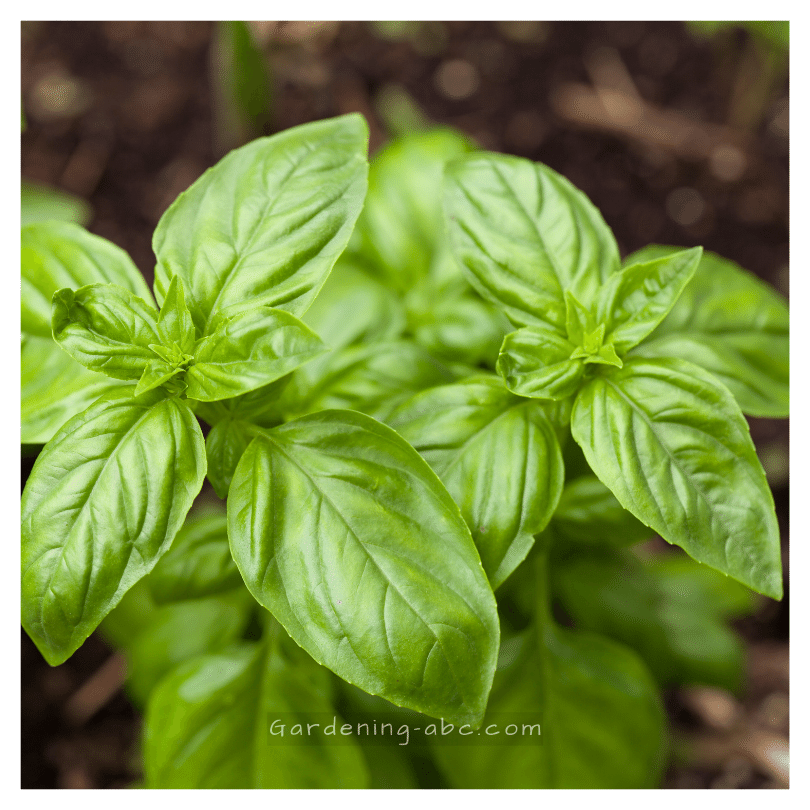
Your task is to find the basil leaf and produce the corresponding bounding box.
[185,306,325,402]
[109,581,253,706]
[22,221,153,339]
[553,548,756,692]
[144,638,370,788]
[149,508,243,603]
[52,284,161,380]
[434,587,666,787]
[21,180,91,227]
[388,377,564,588]
[571,356,782,598]
[194,373,291,428]
[227,409,500,726]
[204,418,255,498]
[156,275,196,353]
[281,340,453,421]
[21,389,207,665]
[551,475,652,547]
[153,114,369,335]
[597,246,702,354]
[497,326,584,400]
[627,247,789,418]
[21,335,123,444]
[351,128,475,291]
[444,153,621,331]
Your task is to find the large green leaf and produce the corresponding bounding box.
[280,340,453,421]
[434,558,666,788]
[21,390,207,665]
[388,377,564,588]
[148,507,243,603]
[21,335,123,444]
[626,246,789,418]
[143,635,370,788]
[153,114,369,335]
[553,548,756,692]
[52,284,161,380]
[444,153,621,331]
[571,356,782,598]
[351,127,475,291]
[597,246,702,354]
[227,409,500,726]
[21,221,152,338]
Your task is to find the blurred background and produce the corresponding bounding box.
[21,20,788,789]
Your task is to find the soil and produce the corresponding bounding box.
[21,20,789,789]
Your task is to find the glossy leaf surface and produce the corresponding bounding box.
[153,114,369,334]
[228,409,500,726]
[571,356,782,598]
[21,390,206,664]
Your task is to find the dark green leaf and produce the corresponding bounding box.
[153,114,369,335]
[52,284,161,380]
[22,221,152,338]
[626,246,789,417]
[185,306,325,401]
[597,246,702,354]
[21,390,207,665]
[388,377,564,588]
[227,409,500,726]
[144,636,370,788]
[497,326,583,400]
[571,356,782,598]
[444,153,620,331]
[149,507,244,603]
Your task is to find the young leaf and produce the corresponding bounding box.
[22,221,153,339]
[597,246,702,354]
[184,306,325,401]
[153,114,369,335]
[227,409,500,726]
[388,377,564,588]
[143,639,370,788]
[21,389,207,665]
[444,153,621,331]
[156,275,196,353]
[52,284,161,380]
[551,475,651,547]
[148,508,244,603]
[553,548,756,692]
[626,246,789,418]
[571,356,782,599]
[497,327,583,400]
[21,335,123,444]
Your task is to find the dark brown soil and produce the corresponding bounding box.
[21,20,788,789]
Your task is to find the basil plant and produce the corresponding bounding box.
[21,113,787,789]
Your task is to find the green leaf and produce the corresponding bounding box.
[571,356,782,598]
[153,114,369,335]
[21,180,92,227]
[564,290,597,346]
[553,548,757,692]
[144,637,370,788]
[497,327,583,400]
[351,128,475,291]
[444,153,621,331]
[52,284,161,380]
[388,377,564,588]
[626,246,789,418]
[280,340,453,421]
[194,373,291,428]
[434,558,666,788]
[133,359,184,398]
[597,246,702,354]
[21,389,207,665]
[184,306,325,402]
[21,335,123,444]
[551,475,652,547]
[156,275,196,353]
[22,221,152,339]
[204,418,255,498]
[149,507,244,603]
[227,409,500,726]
